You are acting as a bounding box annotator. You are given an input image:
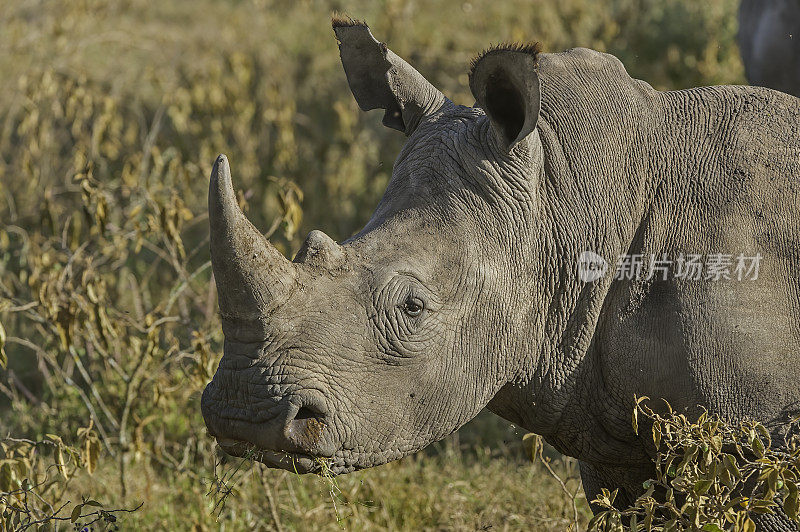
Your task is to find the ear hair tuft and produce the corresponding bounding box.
[468,42,542,81]
[331,12,368,29]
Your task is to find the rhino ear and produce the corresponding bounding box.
[332,15,448,135]
[469,43,542,150]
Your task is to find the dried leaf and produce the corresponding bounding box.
[56,446,66,479]
[694,479,713,494]
[521,433,541,463]
[0,318,6,369]
[784,480,799,519]
[84,437,100,475]
[70,504,83,523]
[0,462,12,492]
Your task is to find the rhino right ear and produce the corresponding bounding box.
[332,15,448,135]
[469,43,542,150]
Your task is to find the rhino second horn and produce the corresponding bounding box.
[294,229,345,270]
[208,154,297,319]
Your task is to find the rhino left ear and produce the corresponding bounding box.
[332,15,448,135]
[469,43,542,150]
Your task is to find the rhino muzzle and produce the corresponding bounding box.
[201,376,335,473]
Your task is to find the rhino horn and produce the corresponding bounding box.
[209,154,297,319]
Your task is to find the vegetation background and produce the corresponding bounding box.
[0,0,745,529]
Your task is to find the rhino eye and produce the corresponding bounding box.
[402,297,424,317]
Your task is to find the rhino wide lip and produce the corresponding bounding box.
[217,437,318,473]
[215,437,355,475]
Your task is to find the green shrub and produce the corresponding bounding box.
[588,400,800,531]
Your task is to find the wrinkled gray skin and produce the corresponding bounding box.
[739,0,800,97]
[202,20,800,528]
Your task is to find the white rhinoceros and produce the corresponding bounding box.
[203,17,800,529]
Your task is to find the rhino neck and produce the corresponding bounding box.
[488,49,667,462]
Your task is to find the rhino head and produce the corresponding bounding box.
[201,18,546,475]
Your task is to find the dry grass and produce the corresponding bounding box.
[57,412,591,531]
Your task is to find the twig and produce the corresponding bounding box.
[533,436,581,532]
[7,368,42,406]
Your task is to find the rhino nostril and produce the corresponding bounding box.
[283,397,333,455]
[295,405,324,422]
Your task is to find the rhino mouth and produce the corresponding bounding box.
[215,437,357,476]
[217,437,320,473]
